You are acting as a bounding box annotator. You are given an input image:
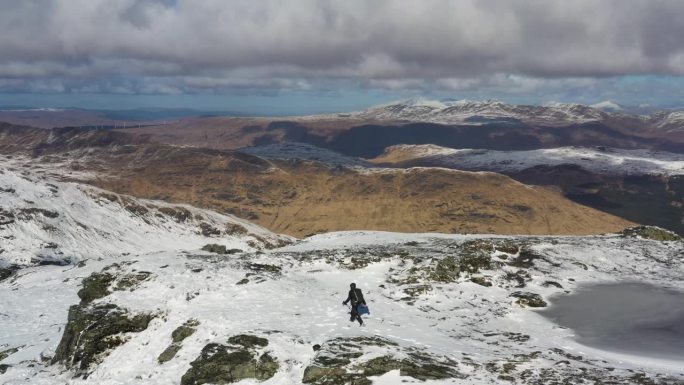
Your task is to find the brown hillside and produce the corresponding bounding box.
[81,144,633,237]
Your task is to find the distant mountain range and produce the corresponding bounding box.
[317,97,684,131]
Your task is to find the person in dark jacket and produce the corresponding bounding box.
[342,282,366,325]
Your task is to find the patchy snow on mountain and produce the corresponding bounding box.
[378,144,684,176]
[343,98,613,126]
[241,142,373,168]
[0,162,290,267]
[651,110,684,132]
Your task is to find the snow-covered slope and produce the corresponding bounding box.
[650,110,684,132]
[0,165,291,267]
[375,144,684,176]
[1,229,682,384]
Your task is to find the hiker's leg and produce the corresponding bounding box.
[353,305,363,324]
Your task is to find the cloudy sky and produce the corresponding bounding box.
[1,0,683,113]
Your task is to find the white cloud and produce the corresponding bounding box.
[0,0,683,95]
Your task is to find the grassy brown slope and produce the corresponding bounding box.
[84,145,632,237]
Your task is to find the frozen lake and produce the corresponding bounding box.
[540,282,684,361]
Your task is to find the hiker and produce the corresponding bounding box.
[342,282,366,325]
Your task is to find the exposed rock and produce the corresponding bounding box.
[158,207,192,223]
[124,203,149,216]
[508,248,543,268]
[431,241,493,282]
[158,344,182,364]
[0,347,20,361]
[361,355,463,381]
[0,364,9,374]
[0,207,15,226]
[0,267,16,282]
[180,336,278,385]
[225,223,248,236]
[245,263,281,275]
[227,334,268,349]
[115,272,152,291]
[173,319,200,343]
[77,272,115,304]
[302,336,463,384]
[202,244,227,254]
[52,303,154,377]
[17,207,59,219]
[542,281,563,289]
[199,222,221,237]
[470,276,493,287]
[511,292,547,308]
[621,226,681,242]
[158,319,200,364]
[201,244,244,255]
[505,270,531,288]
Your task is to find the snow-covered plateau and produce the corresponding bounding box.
[379,144,684,176]
[1,162,683,385]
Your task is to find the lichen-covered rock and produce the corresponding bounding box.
[115,271,152,291]
[302,336,463,384]
[508,248,543,268]
[245,263,281,275]
[52,303,154,377]
[124,203,148,216]
[430,241,494,283]
[180,336,278,385]
[158,344,182,364]
[470,276,493,287]
[173,319,200,343]
[202,244,228,254]
[510,292,547,308]
[227,334,268,349]
[225,223,248,236]
[77,272,115,304]
[361,355,463,381]
[621,226,681,242]
[199,222,221,237]
[158,207,192,223]
[159,320,201,364]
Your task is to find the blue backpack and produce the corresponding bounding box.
[357,304,370,315]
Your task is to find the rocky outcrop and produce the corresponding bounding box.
[180,334,278,385]
[511,292,547,308]
[158,319,200,364]
[302,336,464,384]
[51,304,154,377]
[621,226,681,242]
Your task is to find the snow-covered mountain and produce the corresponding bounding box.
[1,225,683,384]
[313,97,684,132]
[589,100,623,112]
[373,144,684,176]
[343,97,614,126]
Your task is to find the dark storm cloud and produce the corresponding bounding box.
[0,0,683,94]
